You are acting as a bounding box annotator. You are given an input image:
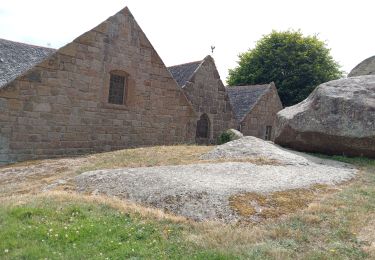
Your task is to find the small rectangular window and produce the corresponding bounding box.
[265,125,272,141]
[108,74,126,105]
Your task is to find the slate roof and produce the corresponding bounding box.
[226,84,272,122]
[168,60,202,87]
[0,38,56,88]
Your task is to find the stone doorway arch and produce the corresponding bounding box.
[196,113,210,140]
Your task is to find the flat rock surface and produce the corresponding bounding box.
[76,137,357,222]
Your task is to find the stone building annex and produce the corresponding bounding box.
[168,59,282,142]
[0,7,282,164]
[168,56,236,143]
[226,83,282,140]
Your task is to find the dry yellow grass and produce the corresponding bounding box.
[229,184,333,220]
[77,145,212,172]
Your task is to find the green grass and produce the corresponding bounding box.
[311,153,375,167]
[0,197,236,259]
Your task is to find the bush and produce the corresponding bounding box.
[218,132,233,145]
[218,129,243,145]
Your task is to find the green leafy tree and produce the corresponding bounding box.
[227,30,343,106]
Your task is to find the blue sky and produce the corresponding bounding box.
[0,0,374,83]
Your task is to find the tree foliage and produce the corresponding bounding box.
[227,30,343,106]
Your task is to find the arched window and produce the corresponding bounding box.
[196,113,210,138]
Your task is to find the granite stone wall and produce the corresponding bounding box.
[240,84,283,140]
[0,8,196,164]
[182,56,236,143]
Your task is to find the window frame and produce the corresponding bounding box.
[107,70,128,106]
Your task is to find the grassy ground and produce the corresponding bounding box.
[0,147,374,259]
[0,193,227,259]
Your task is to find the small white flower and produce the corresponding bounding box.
[4,249,9,253]
[49,229,53,232]
[64,226,68,230]
[55,234,59,237]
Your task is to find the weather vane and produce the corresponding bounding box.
[211,45,215,54]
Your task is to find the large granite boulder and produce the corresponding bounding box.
[274,76,375,158]
[348,56,375,77]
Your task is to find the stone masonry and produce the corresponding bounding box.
[0,7,196,164]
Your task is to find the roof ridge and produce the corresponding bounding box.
[0,38,56,51]
[226,83,271,88]
[167,59,203,69]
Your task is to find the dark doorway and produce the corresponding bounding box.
[196,114,210,139]
[265,125,272,141]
